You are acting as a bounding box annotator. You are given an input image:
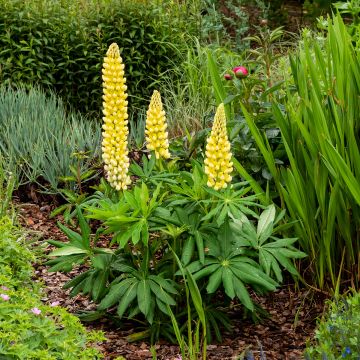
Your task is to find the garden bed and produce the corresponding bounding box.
[19,202,325,360]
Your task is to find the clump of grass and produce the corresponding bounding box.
[0,86,101,191]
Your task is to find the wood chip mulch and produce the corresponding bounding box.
[17,201,327,360]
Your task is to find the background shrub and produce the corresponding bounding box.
[0,0,200,114]
[0,86,101,190]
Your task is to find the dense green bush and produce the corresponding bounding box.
[0,86,101,190]
[0,216,104,359]
[0,0,200,114]
[305,292,360,359]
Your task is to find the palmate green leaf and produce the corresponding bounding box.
[117,282,138,318]
[156,297,170,315]
[92,269,109,301]
[137,279,151,319]
[148,275,178,295]
[257,205,276,242]
[63,271,90,290]
[112,221,142,248]
[47,254,84,272]
[263,237,298,248]
[149,280,176,306]
[206,267,223,294]
[97,278,135,311]
[230,261,277,291]
[266,249,299,275]
[57,221,82,246]
[194,230,205,264]
[181,236,195,266]
[233,276,254,311]
[270,254,284,283]
[222,267,235,299]
[259,249,272,276]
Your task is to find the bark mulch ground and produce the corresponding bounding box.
[18,201,326,360]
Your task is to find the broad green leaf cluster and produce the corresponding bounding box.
[48,157,304,342]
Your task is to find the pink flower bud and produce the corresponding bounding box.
[50,301,60,307]
[0,294,10,301]
[233,66,249,78]
[224,73,233,80]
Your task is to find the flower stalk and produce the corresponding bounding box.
[204,103,233,190]
[145,90,170,160]
[101,43,131,190]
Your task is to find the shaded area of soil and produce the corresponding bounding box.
[19,202,326,359]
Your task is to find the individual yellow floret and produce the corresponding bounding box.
[145,90,170,159]
[101,43,131,190]
[204,103,233,190]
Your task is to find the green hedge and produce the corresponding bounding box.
[0,0,200,114]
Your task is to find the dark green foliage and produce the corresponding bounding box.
[48,161,304,342]
[305,292,360,359]
[0,0,200,114]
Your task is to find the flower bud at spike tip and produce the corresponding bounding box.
[145,90,170,159]
[204,103,233,190]
[224,73,233,80]
[101,43,131,190]
[233,66,249,78]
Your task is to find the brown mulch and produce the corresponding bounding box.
[17,201,326,360]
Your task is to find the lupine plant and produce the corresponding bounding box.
[47,42,306,345]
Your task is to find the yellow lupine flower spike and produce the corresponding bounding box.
[101,43,131,190]
[145,90,170,159]
[204,103,233,190]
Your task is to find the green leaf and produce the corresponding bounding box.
[181,236,195,266]
[206,267,223,294]
[194,230,205,264]
[117,282,138,318]
[92,270,109,301]
[57,221,83,246]
[98,278,134,310]
[257,205,276,244]
[137,279,151,318]
[76,207,90,248]
[233,276,254,311]
[49,246,88,257]
[222,267,235,299]
[149,280,176,306]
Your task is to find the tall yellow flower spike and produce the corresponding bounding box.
[101,43,131,190]
[204,103,233,190]
[145,90,170,159]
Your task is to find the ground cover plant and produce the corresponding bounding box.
[306,291,360,359]
[0,167,104,359]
